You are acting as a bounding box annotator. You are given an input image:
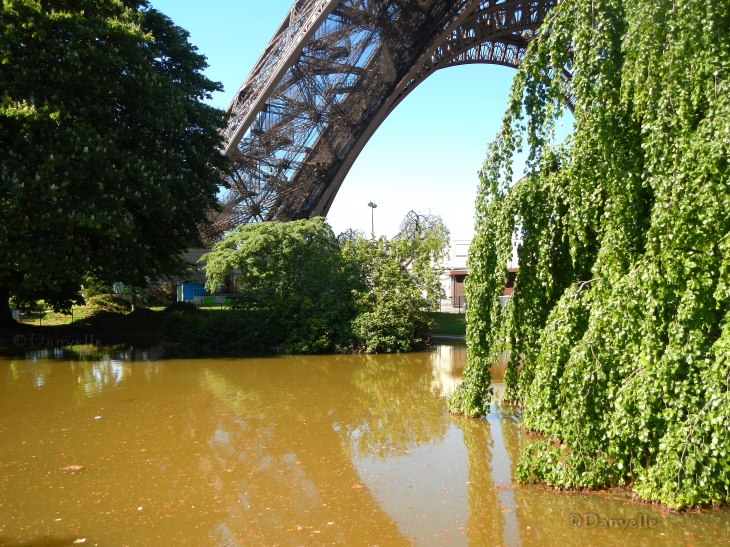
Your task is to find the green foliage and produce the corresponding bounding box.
[450,0,730,509]
[0,0,227,317]
[203,217,359,354]
[345,241,435,351]
[87,294,131,314]
[81,277,111,300]
[345,212,449,352]
[197,215,449,354]
[8,295,35,313]
[162,309,276,354]
[140,282,177,307]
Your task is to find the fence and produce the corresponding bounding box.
[435,297,468,314]
[13,304,81,326]
[192,295,234,309]
[453,296,467,313]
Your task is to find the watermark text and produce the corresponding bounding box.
[568,513,658,531]
[13,333,102,348]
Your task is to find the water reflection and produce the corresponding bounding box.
[487,403,521,547]
[0,346,728,547]
[196,352,450,545]
[430,344,465,397]
[3,346,166,401]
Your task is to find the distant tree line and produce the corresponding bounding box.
[165,214,450,354]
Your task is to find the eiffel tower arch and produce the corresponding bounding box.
[206,0,556,239]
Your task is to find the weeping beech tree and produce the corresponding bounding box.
[449,0,730,509]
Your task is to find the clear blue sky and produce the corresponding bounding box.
[149,0,556,240]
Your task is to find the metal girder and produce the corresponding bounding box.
[206,0,556,241]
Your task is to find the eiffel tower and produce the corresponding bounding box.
[205,0,556,240]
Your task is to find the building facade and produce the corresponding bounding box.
[441,237,521,310]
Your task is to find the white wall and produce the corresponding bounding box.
[440,239,472,299]
[451,240,471,269]
[439,236,522,299]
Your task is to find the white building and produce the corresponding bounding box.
[440,236,522,309]
[441,239,471,304]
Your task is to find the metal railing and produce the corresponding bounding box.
[453,296,467,313]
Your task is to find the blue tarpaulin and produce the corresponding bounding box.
[177,283,207,302]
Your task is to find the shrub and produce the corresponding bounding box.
[81,277,111,300]
[141,282,177,307]
[163,301,200,315]
[162,309,281,354]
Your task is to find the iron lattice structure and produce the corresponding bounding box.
[205,0,556,239]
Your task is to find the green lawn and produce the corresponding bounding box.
[13,302,230,327]
[16,305,96,327]
[428,312,466,336]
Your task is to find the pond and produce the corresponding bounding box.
[0,345,728,546]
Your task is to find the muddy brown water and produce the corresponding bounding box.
[0,345,727,546]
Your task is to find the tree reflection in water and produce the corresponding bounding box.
[197,351,450,545]
[345,352,450,458]
[452,414,504,546]
[3,346,728,547]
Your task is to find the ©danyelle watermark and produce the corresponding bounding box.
[568,513,659,531]
[13,333,102,348]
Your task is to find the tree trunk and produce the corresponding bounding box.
[0,286,16,328]
[130,286,137,313]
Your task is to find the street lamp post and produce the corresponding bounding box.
[367,201,377,238]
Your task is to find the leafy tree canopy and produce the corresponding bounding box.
[0,0,228,324]
[198,214,449,354]
[203,217,360,354]
[450,0,730,510]
[344,211,450,353]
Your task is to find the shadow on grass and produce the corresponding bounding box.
[0,314,169,354]
[0,308,166,343]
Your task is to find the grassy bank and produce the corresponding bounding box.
[428,312,466,336]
